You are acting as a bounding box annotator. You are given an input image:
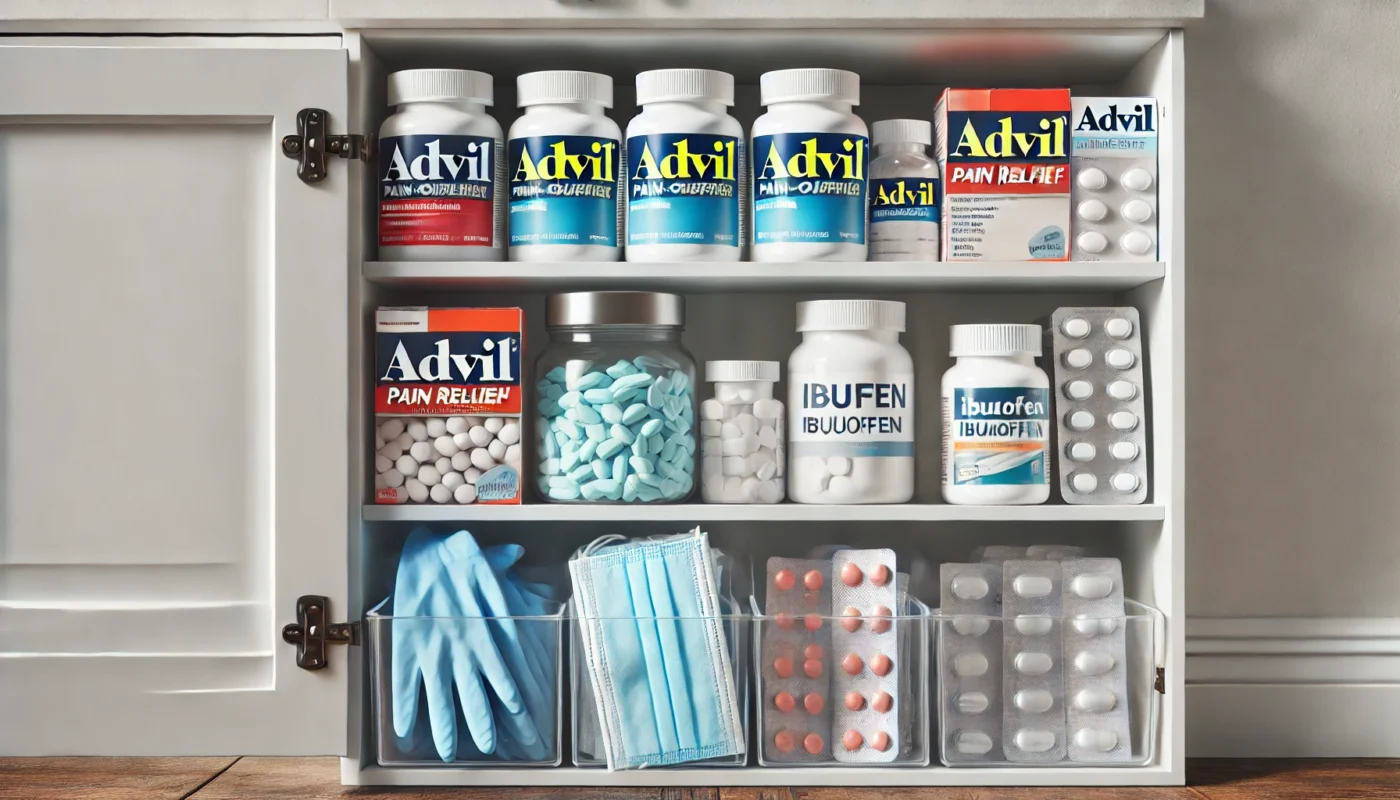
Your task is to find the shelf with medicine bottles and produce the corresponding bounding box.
[363,502,1167,523]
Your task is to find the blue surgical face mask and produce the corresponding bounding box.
[569,531,744,770]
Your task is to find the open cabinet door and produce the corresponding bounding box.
[0,43,350,755]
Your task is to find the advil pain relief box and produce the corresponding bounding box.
[374,307,523,505]
[1071,97,1159,261]
[934,89,1072,261]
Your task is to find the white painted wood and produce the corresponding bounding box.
[0,44,350,756]
[0,0,329,21]
[1188,685,1400,757]
[363,503,1168,523]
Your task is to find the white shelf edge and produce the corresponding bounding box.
[363,261,1166,293]
[362,503,1166,523]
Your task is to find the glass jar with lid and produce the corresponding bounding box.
[534,291,697,503]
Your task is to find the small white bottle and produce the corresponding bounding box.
[869,118,940,262]
[626,69,745,262]
[751,69,869,263]
[700,361,785,503]
[378,69,504,262]
[788,300,914,504]
[509,71,622,262]
[942,324,1051,505]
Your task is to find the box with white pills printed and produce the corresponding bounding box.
[373,307,524,505]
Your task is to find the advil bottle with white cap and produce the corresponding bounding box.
[869,118,941,261]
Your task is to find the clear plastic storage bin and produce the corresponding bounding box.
[934,598,1164,767]
[367,600,567,767]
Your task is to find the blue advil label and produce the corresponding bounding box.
[626,133,740,247]
[509,135,620,247]
[947,387,1050,486]
[752,132,868,245]
[870,178,940,223]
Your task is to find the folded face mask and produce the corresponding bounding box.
[569,531,744,770]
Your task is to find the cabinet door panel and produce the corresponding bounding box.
[0,44,349,756]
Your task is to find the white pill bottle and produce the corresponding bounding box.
[788,300,914,504]
[626,69,745,262]
[378,69,504,261]
[700,360,785,504]
[751,69,869,262]
[508,71,622,262]
[869,118,940,261]
[941,324,1051,505]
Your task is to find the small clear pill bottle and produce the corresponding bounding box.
[787,300,914,504]
[534,292,697,504]
[626,69,745,262]
[751,69,869,263]
[509,71,622,262]
[700,360,784,504]
[941,324,1051,505]
[379,69,504,262]
[868,118,940,262]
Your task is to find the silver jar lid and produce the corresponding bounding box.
[546,291,685,327]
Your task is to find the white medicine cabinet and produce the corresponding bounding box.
[0,1,1194,787]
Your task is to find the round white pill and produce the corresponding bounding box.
[1015,729,1056,753]
[1070,472,1099,493]
[1064,349,1092,369]
[1061,318,1091,338]
[1120,229,1155,255]
[1121,167,1154,192]
[1121,198,1154,223]
[484,417,504,434]
[1077,198,1108,222]
[1014,689,1055,714]
[1074,650,1116,676]
[720,421,742,440]
[395,432,414,451]
[452,432,473,451]
[451,451,472,471]
[826,475,856,500]
[956,730,994,755]
[1075,728,1119,752]
[409,441,435,464]
[758,480,783,503]
[378,443,403,461]
[1067,410,1096,431]
[468,426,493,448]
[952,616,991,637]
[434,435,459,458]
[1106,348,1136,369]
[464,467,482,484]
[405,478,428,503]
[735,414,759,435]
[435,457,452,475]
[470,448,496,471]
[426,418,448,438]
[1104,317,1134,339]
[722,475,746,502]
[1013,575,1053,598]
[497,422,520,446]
[407,421,428,442]
[722,456,747,476]
[1109,411,1138,431]
[1110,441,1140,461]
[441,471,465,492]
[827,456,852,477]
[1065,380,1093,400]
[1014,616,1053,636]
[1068,442,1097,462]
[382,468,405,489]
[429,483,452,504]
[756,459,777,482]
[1015,652,1053,675]
[395,455,419,476]
[1077,230,1109,254]
[505,443,522,468]
[1071,574,1115,599]
[754,398,784,419]
[380,418,406,440]
[954,652,989,677]
[1107,380,1137,400]
[1111,472,1140,492]
[488,439,507,461]
[454,483,477,504]
[1074,688,1118,713]
[445,416,469,435]
[952,575,989,600]
[956,692,990,715]
[417,464,442,487]
[1076,166,1109,191]
[375,454,393,474]
[756,426,779,449]
[700,399,724,420]
[738,477,760,501]
[1074,615,1118,636]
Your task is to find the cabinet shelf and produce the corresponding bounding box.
[362,502,1166,523]
[363,261,1165,293]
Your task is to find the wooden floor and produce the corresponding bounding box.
[1,758,1398,799]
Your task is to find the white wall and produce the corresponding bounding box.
[1184,0,1400,755]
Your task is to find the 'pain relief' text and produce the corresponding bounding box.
[949,164,1067,187]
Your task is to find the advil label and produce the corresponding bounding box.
[509,135,621,247]
[753,132,868,245]
[379,135,499,248]
[870,178,939,223]
[935,89,1071,261]
[627,133,741,247]
[942,386,1050,486]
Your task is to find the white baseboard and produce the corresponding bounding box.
[1186,617,1400,756]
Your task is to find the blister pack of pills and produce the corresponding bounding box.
[761,558,833,763]
[830,549,899,762]
[1001,560,1067,763]
[939,562,1003,763]
[1026,544,1087,561]
[1061,558,1133,762]
[1070,97,1158,261]
[1045,307,1149,504]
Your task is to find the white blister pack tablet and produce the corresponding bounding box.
[1070,98,1158,261]
[939,562,1003,763]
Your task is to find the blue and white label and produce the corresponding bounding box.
[788,371,914,458]
[944,386,1050,486]
[627,133,741,247]
[753,132,868,245]
[1072,97,1158,158]
[870,178,939,223]
[508,135,620,247]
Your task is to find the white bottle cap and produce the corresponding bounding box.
[760,68,860,107]
[797,299,904,333]
[872,118,931,147]
[388,69,494,106]
[949,324,1042,357]
[517,71,613,108]
[636,69,735,106]
[706,360,779,383]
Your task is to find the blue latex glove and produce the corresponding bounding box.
[484,544,561,760]
[392,528,548,762]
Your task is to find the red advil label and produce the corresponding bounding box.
[379,134,498,248]
[375,307,522,416]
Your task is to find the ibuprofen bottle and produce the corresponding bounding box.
[378,69,504,261]
[751,69,869,262]
[509,71,622,262]
[942,324,1051,505]
[869,118,941,261]
[787,300,914,504]
[626,69,745,262]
